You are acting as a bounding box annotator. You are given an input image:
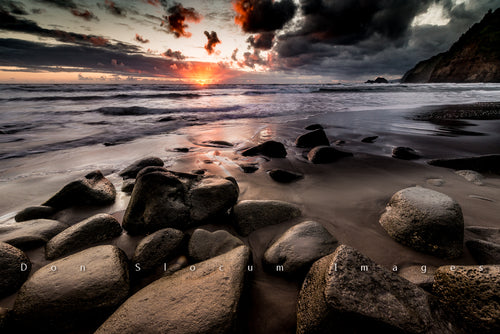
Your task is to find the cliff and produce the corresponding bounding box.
[402,8,500,83]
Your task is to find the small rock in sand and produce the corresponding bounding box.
[361,136,378,143]
[466,239,500,264]
[15,206,55,222]
[268,169,303,183]
[295,129,330,148]
[392,146,420,160]
[132,228,185,272]
[379,187,464,259]
[0,242,31,298]
[45,213,122,260]
[174,147,189,153]
[426,178,445,186]
[188,229,243,262]
[455,170,484,185]
[238,162,259,173]
[119,157,164,179]
[241,140,287,158]
[263,221,337,274]
[0,219,68,250]
[307,146,353,164]
[232,200,301,236]
[42,170,116,210]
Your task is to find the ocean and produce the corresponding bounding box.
[1,83,500,161]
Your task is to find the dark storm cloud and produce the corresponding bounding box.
[162,3,202,38]
[247,32,274,50]
[204,31,221,55]
[71,9,98,21]
[233,0,297,33]
[135,34,150,43]
[271,0,500,79]
[102,0,126,17]
[0,10,139,53]
[238,50,268,68]
[35,0,78,9]
[1,1,28,15]
[0,38,185,77]
[161,48,185,60]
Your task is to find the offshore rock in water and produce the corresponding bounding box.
[307,146,353,164]
[263,221,337,275]
[379,187,464,259]
[295,129,330,148]
[241,140,287,158]
[297,245,460,334]
[42,170,116,210]
[11,245,129,333]
[433,265,500,333]
[123,170,238,234]
[392,146,421,160]
[0,219,68,250]
[96,246,251,334]
[132,228,185,272]
[0,242,31,298]
[188,229,244,262]
[232,200,301,236]
[45,213,122,260]
[118,156,164,179]
[15,205,56,222]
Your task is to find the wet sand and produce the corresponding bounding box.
[0,103,499,333]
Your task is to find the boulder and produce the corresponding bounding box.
[241,140,287,158]
[455,170,484,185]
[121,179,135,193]
[307,146,353,164]
[132,228,185,272]
[238,162,259,173]
[428,154,500,174]
[361,135,378,143]
[392,146,420,160]
[268,169,303,183]
[95,246,251,334]
[433,265,500,333]
[379,187,464,258]
[123,172,238,235]
[0,219,68,250]
[0,242,31,297]
[295,129,330,148]
[466,239,500,264]
[297,245,458,334]
[42,171,116,210]
[119,156,164,179]
[0,307,8,331]
[45,214,122,260]
[135,165,170,179]
[15,206,55,222]
[398,265,436,291]
[188,229,244,262]
[466,226,500,243]
[232,200,301,236]
[12,245,129,333]
[263,221,337,274]
[305,124,323,130]
[188,177,239,222]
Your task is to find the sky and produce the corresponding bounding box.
[0,0,498,84]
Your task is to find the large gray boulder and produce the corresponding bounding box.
[379,187,464,258]
[188,229,244,262]
[0,242,31,297]
[297,245,458,334]
[132,228,185,272]
[42,170,116,210]
[45,214,122,260]
[15,206,55,222]
[263,221,337,274]
[232,200,301,236]
[96,246,251,334]
[0,219,68,250]
[433,265,500,333]
[118,156,164,179]
[12,245,129,333]
[455,170,484,185]
[123,171,238,235]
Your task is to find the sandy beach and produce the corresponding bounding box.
[1,100,499,333]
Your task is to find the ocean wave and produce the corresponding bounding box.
[0,92,208,102]
[93,105,242,116]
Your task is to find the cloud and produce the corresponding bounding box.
[1,1,28,15]
[247,32,274,50]
[103,0,126,17]
[232,0,297,33]
[35,0,77,10]
[238,49,268,68]
[71,9,98,21]
[162,3,202,38]
[135,34,150,43]
[161,48,185,60]
[231,48,238,61]
[204,31,221,55]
